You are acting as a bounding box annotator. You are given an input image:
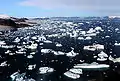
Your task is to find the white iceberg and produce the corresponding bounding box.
[85,36,92,40]
[41,49,52,53]
[78,37,84,40]
[13,37,20,43]
[28,64,36,70]
[26,43,38,50]
[39,67,54,74]
[0,41,6,45]
[98,51,108,58]
[97,58,107,61]
[10,72,26,81]
[52,51,65,55]
[66,49,79,57]
[44,40,52,43]
[114,43,120,46]
[109,55,120,63]
[64,71,80,79]
[69,68,83,74]
[84,44,104,51]
[56,43,62,47]
[74,62,109,69]
[0,61,7,66]
[27,55,33,59]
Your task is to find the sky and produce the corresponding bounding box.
[0,0,120,17]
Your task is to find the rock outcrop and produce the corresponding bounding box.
[0,15,31,28]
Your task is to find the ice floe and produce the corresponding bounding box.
[109,55,120,63]
[74,62,109,69]
[69,68,83,74]
[0,41,6,45]
[56,43,62,47]
[10,72,26,81]
[27,55,33,59]
[41,49,52,53]
[28,64,36,70]
[13,37,20,43]
[64,71,80,79]
[114,43,120,46]
[44,40,52,43]
[97,51,108,61]
[0,61,7,66]
[84,44,104,51]
[66,48,79,57]
[39,67,54,74]
[85,36,92,40]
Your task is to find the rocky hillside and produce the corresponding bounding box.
[0,15,31,28]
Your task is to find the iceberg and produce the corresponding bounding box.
[69,68,83,74]
[0,41,6,45]
[0,61,7,66]
[44,40,52,43]
[85,36,92,40]
[28,64,36,70]
[10,72,26,81]
[74,62,109,69]
[84,44,104,51]
[109,55,120,63]
[41,49,52,53]
[39,67,54,74]
[66,49,79,57]
[56,43,62,47]
[27,55,33,59]
[64,71,80,79]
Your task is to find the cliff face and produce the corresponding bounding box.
[0,19,16,27]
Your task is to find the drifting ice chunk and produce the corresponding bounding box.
[44,40,52,43]
[109,55,120,63]
[114,43,120,46]
[78,37,84,40]
[84,46,96,51]
[56,43,62,47]
[31,36,37,40]
[30,52,36,55]
[52,51,65,55]
[97,58,107,61]
[95,27,102,31]
[28,64,36,70]
[26,43,38,50]
[80,31,86,35]
[39,67,54,74]
[74,62,109,69]
[13,37,20,43]
[16,51,26,54]
[66,50,79,57]
[85,36,92,40]
[10,72,26,81]
[10,72,19,81]
[84,44,104,51]
[38,36,46,41]
[0,41,6,45]
[87,28,95,34]
[0,61,7,66]
[115,28,119,31]
[69,68,83,74]
[41,49,52,53]
[64,71,80,79]
[5,50,11,54]
[98,51,108,58]
[27,55,33,59]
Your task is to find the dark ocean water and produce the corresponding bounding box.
[0,20,120,81]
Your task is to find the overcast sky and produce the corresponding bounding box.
[0,0,120,17]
